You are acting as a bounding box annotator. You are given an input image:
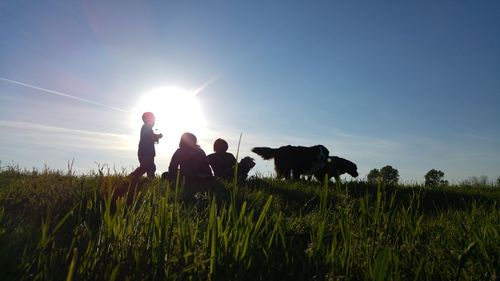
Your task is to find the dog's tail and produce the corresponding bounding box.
[251,147,277,160]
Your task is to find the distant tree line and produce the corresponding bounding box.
[424,169,448,187]
[366,166,500,187]
[462,175,489,186]
[367,165,399,185]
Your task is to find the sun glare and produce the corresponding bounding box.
[130,86,208,156]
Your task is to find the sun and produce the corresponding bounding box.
[130,86,208,156]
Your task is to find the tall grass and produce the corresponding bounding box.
[0,167,499,280]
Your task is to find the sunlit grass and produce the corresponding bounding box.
[0,166,498,280]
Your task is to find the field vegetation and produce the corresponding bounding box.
[0,166,499,280]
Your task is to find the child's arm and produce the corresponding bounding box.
[152,133,163,143]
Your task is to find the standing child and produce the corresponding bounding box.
[130,112,163,178]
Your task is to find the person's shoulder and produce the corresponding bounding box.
[225,152,236,159]
[196,147,208,156]
[141,124,152,131]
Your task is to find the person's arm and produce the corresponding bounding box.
[168,150,181,179]
[199,150,213,176]
[145,127,163,143]
[230,153,236,164]
[222,153,237,179]
[153,132,163,143]
[206,153,214,165]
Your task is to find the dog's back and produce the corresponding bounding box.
[315,156,358,182]
[252,145,329,179]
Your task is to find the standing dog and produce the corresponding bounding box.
[252,145,329,180]
[314,156,358,182]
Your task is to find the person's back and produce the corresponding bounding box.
[208,152,236,179]
[170,146,212,178]
[164,133,230,199]
[207,138,237,180]
[138,124,156,157]
[167,132,212,180]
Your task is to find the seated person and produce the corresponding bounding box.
[165,132,213,181]
[207,138,236,180]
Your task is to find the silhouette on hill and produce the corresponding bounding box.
[252,145,329,180]
[208,138,256,181]
[314,156,358,182]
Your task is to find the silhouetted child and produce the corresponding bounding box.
[163,133,230,199]
[130,112,163,178]
[207,138,236,180]
[165,132,212,180]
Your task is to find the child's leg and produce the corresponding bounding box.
[146,159,156,178]
[130,155,148,178]
[130,168,145,178]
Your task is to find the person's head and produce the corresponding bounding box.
[213,138,229,153]
[142,112,155,125]
[179,132,198,149]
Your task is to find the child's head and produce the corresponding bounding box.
[142,112,155,125]
[213,138,228,153]
[179,132,198,149]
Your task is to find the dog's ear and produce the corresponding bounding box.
[317,145,329,161]
[239,156,256,169]
[322,145,330,156]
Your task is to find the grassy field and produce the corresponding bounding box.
[0,167,499,280]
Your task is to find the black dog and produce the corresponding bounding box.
[314,156,358,182]
[252,145,329,180]
[236,156,256,181]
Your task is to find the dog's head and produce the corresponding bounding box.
[239,156,256,170]
[310,145,329,171]
[237,157,256,179]
[327,156,359,178]
[346,162,359,178]
[317,145,329,161]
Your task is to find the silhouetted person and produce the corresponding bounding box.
[130,112,163,179]
[207,138,256,181]
[207,138,236,180]
[165,132,212,181]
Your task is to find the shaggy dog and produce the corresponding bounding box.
[314,156,358,182]
[237,156,256,181]
[252,145,329,180]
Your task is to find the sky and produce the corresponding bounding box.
[1,1,499,183]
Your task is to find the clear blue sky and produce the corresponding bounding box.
[1,1,499,183]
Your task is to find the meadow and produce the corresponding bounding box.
[0,167,499,280]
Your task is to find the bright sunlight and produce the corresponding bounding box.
[130,86,208,155]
